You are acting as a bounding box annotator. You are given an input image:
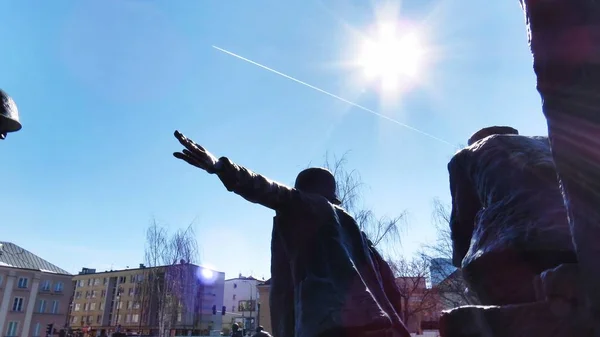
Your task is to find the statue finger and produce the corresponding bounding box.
[173,152,204,169]
[183,149,202,160]
[189,139,207,152]
[174,131,195,149]
[175,130,209,153]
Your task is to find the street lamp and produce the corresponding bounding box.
[241,281,256,331]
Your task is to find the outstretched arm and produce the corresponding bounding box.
[448,152,481,268]
[213,156,296,210]
[173,130,295,210]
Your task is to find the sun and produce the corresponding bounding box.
[356,22,426,93]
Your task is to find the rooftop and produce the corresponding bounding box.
[225,274,263,282]
[73,263,223,277]
[0,241,71,275]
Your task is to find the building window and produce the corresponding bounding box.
[118,301,123,309]
[92,290,98,298]
[40,280,51,291]
[132,314,139,323]
[85,291,91,299]
[116,314,121,323]
[12,297,24,311]
[94,278,100,286]
[133,302,140,309]
[52,300,59,314]
[99,302,104,311]
[78,280,84,288]
[75,292,81,299]
[118,276,126,283]
[233,283,237,289]
[54,282,64,292]
[83,303,88,311]
[232,294,236,300]
[87,279,92,286]
[126,301,132,310]
[74,303,81,311]
[6,321,19,337]
[90,303,96,311]
[125,314,131,323]
[176,313,182,322]
[128,288,134,296]
[96,315,102,324]
[33,322,41,337]
[39,299,47,313]
[17,277,28,289]
[103,278,108,285]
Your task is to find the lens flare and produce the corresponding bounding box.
[201,268,214,279]
[357,22,425,93]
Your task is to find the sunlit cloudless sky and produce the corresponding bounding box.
[1,0,549,279]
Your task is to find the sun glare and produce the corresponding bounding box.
[357,22,426,93]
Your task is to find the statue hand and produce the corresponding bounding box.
[173,130,218,174]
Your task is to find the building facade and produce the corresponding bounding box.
[0,242,74,337]
[222,275,261,333]
[256,280,271,335]
[429,258,456,287]
[70,263,225,336]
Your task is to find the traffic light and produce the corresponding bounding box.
[46,324,54,336]
[221,306,226,315]
[212,305,217,315]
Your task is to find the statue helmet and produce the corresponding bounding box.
[0,89,21,136]
[468,126,518,146]
[294,167,341,205]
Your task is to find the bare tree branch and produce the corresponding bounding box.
[388,256,441,332]
[137,220,200,337]
[421,198,480,308]
[321,151,406,247]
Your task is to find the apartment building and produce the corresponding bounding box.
[222,275,262,333]
[70,263,225,336]
[0,242,74,337]
[256,280,271,335]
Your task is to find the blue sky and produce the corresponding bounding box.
[1,0,549,279]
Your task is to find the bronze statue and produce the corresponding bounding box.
[439,0,600,334]
[0,90,21,140]
[521,0,600,326]
[448,126,576,305]
[172,130,410,337]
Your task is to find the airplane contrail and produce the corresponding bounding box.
[212,45,453,146]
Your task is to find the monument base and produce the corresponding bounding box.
[439,264,596,337]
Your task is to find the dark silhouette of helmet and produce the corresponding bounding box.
[468,126,518,146]
[0,89,21,136]
[294,167,341,205]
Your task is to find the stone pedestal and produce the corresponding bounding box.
[439,264,597,337]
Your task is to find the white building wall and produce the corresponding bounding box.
[209,271,226,331]
[222,277,261,330]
